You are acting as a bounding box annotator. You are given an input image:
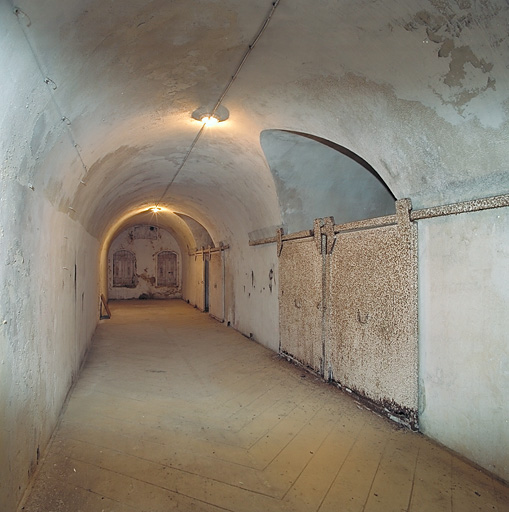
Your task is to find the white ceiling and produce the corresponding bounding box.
[9,0,509,245]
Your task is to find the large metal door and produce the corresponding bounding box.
[279,239,323,373]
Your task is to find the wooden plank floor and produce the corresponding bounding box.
[20,300,509,511]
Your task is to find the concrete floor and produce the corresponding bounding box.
[20,300,509,512]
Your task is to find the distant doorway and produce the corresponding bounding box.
[204,258,210,312]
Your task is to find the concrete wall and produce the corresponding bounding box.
[0,194,99,511]
[418,207,509,482]
[277,202,509,479]
[0,4,100,509]
[209,251,224,321]
[108,225,182,300]
[261,130,396,233]
[229,242,280,352]
[183,254,205,311]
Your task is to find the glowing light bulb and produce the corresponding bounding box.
[201,115,219,126]
[150,206,162,212]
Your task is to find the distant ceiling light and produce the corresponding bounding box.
[192,105,229,125]
[150,206,162,212]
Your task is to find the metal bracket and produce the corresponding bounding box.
[396,198,412,227]
[323,216,335,255]
[313,217,336,255]
[276,227,284,257]
[313,218,322,254]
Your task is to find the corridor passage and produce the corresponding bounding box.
[20,301,509,512]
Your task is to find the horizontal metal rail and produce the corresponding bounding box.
[249,192,509,247]
[189,244,230,257]
[410,193,509,221]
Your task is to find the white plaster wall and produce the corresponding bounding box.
[230,241,280,352]
[418,208,509,481]
[108,226,182,300]
[183,255,205,311]
[261,130,395,233]
[209,252,224,321]
[182,242,280,352]
[0,192,99,511]
[0,5,100,509]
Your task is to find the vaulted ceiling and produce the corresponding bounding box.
[7,0,509,246]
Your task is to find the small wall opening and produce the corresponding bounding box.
[260,129,396,233]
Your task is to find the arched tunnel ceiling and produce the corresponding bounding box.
[104,209,210,258]
[10,0,509,243]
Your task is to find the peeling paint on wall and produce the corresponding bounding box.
[403,7,498,112]
[108,225,182,299]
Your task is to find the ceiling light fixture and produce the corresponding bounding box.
[154,1,280,208]
[200,114,219,126]
[191,105,229,126]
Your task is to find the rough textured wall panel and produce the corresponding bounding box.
[209,252,224,321]
[326,223,418,424]
[279,239,323,372]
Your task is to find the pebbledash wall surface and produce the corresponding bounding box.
[274,197,509,481]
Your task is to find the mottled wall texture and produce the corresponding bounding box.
[327,219,418,426]
[279,205,419,429]
[278,200,509,480]
[279,240,323,372]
